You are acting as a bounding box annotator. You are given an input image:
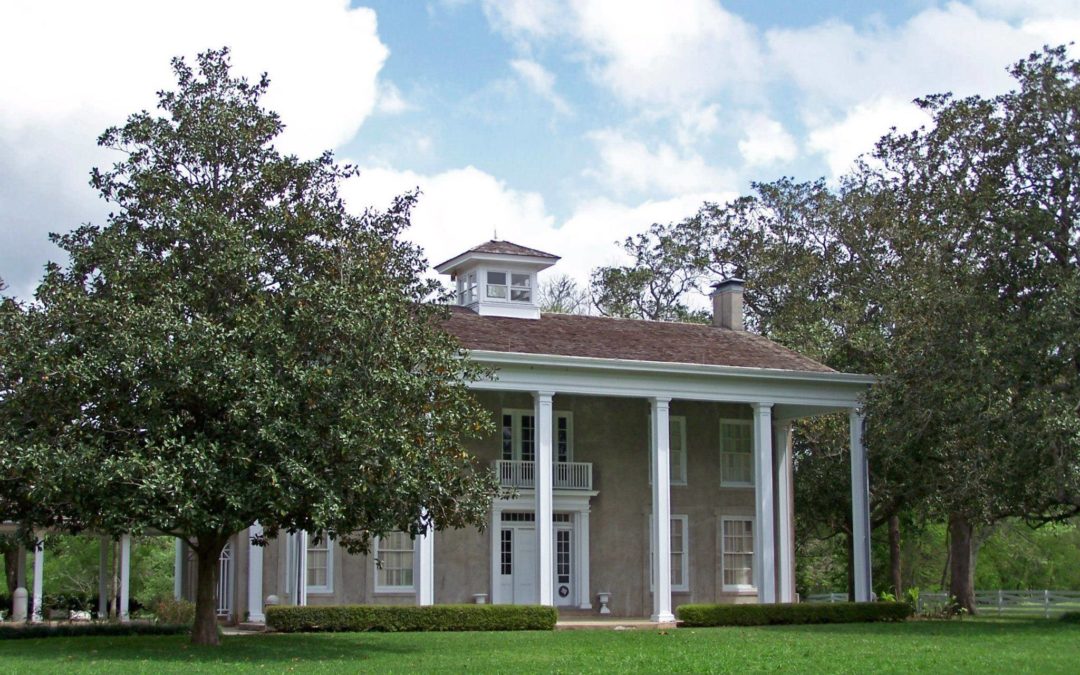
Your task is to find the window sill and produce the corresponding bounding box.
[374,589,417,595]
[720,483,754,489]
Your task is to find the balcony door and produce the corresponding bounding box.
[502,410,572,463]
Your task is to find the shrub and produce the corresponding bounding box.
[153,597,195,625]
[676,601,912,627]
[266,604,557,633]
[1060,611,1080,624]
[0,622,189,640]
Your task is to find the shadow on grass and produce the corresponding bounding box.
[0,632,422,665]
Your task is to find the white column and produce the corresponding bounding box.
[533,391,555,606]
[650,396,675,623]
[850,408,872,601]
[751,403,776,604]
[31,535,44,623]
[575,510,591,609]
[173,538,184,601]
[417,516,435,606]
[119,534,132,622]
[100,537,111,618]
[247,524,265,622]
[489,506,502,604]
[774,423,795,603]
[295,531,309,606]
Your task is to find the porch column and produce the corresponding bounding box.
[533,391,555,606]
[849,408,872,601]
[417,512,435,606]
[247,523,265,622]
[100,537,111,617]
[575,509,591,609]
[751,403,776,603]
[173,538,184,601]
[489,504,503,604]
[294,531,308,606]
[774,422,795,603]
[31,535,44,623]
[649,396,675,623]
[119,534,131,622]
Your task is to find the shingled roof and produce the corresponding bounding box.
[434,240,559,270]
[443,306,834,373]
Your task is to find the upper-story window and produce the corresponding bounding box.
[486,271,532,303]
[459,271,477,305]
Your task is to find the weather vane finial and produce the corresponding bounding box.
[493,227,498,240]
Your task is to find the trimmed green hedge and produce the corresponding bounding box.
[676,602,912,627]
[0,622,189,640]
[266,604,558,633]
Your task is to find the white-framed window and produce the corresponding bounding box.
[458,271,477,305]
[374,531,416,592]
[649,514,690,593]
[306,533,333,594]
[721,517,755,591]
[501,409,573,462]
[720,419,753,487]
[485,270,533,303]
[649,415,688,486]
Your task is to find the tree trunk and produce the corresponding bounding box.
[845,529,855,602]
[192,540,226,646]
[3,546,17,613]
[948,512,977,615]
[888,514,902,597]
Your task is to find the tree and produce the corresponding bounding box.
[0,49,496,644]
[537,274,588,314]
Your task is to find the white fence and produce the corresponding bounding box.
[807,590,1080,617]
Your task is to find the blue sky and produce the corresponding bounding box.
[1,0,1077,300]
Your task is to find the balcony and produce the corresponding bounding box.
[493,460,593,491]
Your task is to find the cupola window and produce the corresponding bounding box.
[485,271,533,303]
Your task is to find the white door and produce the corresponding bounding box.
[513,529,537,604]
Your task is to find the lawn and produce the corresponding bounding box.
[1,618,1077,673]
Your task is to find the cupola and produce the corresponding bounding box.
[434,240,559,319]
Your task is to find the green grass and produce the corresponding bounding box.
[1,618,1077,673]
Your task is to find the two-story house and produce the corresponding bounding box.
[176,240,874,623]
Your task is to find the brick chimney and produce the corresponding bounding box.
[711,278,744,330]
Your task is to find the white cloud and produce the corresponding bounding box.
[483,0,762,107]
[375,81,414,115]
[342,163,731,287]
[510,59,571,114]
[0,0,389,297]
[805,97,932,178]
[586,130,735,197]
[738,114,798,166]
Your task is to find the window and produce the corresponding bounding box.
[375,531,415,592]
[306,534,333,594]
[721,517,755,591]
[459,271,477,305]
[500,529,512,575]
[649,515,690,592]
[485,270,533,303]
[649,416,688,486]
[501,410,572,462]
[720,419,753,486]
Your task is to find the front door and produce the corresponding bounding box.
[497,514,575,605]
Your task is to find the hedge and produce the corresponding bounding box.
[266,604,558,633]
[676,602,912,627]
[0,622,190,640]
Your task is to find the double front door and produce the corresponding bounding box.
[497,513,574,606]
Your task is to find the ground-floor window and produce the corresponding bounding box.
[721,517,755,591]
[374,531,415,592]
[306,534,333,594]
[650,514,690,592]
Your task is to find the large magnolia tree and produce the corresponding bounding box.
[0,49,496,644]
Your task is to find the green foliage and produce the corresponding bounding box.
[0,622,189,640]
[1061,611,1080,624]
[265,604,557,633]
[153,597,195,626]
[676,602,911,627]
[0,47,496,645]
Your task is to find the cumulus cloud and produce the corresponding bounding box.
[0,0,389,297]
[510,59,572,115]
[805,97,932,178]
[342,163,732,288]
[586,129,736,197]
[738,114,798,166]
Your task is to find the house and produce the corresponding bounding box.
[176,240,874,623]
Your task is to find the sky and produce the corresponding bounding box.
[1,0,1077,302]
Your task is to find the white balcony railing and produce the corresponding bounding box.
[494,460,593,491]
